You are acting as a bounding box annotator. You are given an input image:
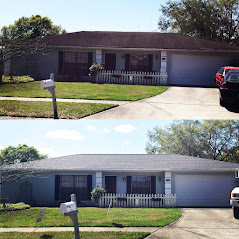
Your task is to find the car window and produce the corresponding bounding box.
[228,74,239,82]
[225,69,231,75]
[218,68,224,74]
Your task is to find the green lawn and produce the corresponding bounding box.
[0,81,168,101]
[0,207,182,227]
[0,100,116,119]
[0,231,150,239]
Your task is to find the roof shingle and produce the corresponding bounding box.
[2,154,239,172]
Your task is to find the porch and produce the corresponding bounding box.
[98,193,176,208]
[96,70,168,86]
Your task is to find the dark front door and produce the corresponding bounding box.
[105,53,116,71]
[105,176,117,193]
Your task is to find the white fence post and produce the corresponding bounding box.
[99,193,176,208]
[96,70,167,86]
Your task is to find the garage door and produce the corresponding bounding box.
[169,54,231,86]
[175,175,235,207]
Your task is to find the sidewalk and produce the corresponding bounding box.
[0,96,130,106]
[0,227,158,233]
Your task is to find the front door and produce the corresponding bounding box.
[105,53,116,71]
[105,176,117,193]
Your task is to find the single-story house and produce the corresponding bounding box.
[5,31,239,86]
[1,154,239,207]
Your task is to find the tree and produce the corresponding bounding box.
[0,145,48,189]
[158,0,239,44]
[0,15,66,85]
[0,144,47,165]
[146,120,239,162]
[1,15,66,41]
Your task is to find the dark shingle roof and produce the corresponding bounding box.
[2,154,239,172]
[38,31,239,51]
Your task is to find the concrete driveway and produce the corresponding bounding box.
[147,209,239,239]
[86,87,239,119]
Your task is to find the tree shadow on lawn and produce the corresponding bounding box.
[112,223,123,228]
[40,234,54,239]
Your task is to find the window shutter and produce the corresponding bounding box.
[87,175,92,200]
[151,176,156,194]
[55,175,60,200]
[148,54,153,72]
[88,52,93,67]
[58,51,64,75]
[125,54,130,71]
[126,176,131,194]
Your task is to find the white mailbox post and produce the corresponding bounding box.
[40,73,58,119]
[60,194,80,239]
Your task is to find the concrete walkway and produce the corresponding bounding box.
[86,87,239,119]
[0,226,158,233]
[146,209,239,239]
[0,96,129,106]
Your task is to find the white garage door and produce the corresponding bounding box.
[175,175,235,207]
[169,54,231,86]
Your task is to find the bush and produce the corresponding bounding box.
[2,75,34,84]
[89,63,104,77]
[0,202,30,212]
[91,186,106,204]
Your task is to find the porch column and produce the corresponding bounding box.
[96,50,102,64]
[165,171,171,194]
[160,51,167,85]
[96,172,103,187]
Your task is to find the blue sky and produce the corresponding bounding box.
[0,0,167,33]
[0,120,172,158]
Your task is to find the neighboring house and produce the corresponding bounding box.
[1,154,239,207]
[7,31,239,86]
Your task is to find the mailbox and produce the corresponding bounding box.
[60,201,77,214]
[40,79,55,89]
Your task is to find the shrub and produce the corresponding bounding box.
[0,202,30,212]
[2,75,34,84]
[89,63,104,77]
[91,186,106,204]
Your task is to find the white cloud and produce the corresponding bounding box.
[124,140,132,145]
[37,147,60,158]
[45,129,84,141]
[104,128,110,133]
[114,124,137,134]
[0,145,6,151]
[87,126,97,132]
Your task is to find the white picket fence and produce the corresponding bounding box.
[98,193,176,208]
[96,70,168,86]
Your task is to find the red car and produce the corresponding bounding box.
[215,66,239,87]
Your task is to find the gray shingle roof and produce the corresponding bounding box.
[32,31,239,52]
[2,154,239,172]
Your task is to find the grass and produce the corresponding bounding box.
[0,207,182,227]
[0,100,116,119]
[0,81,168,101]
[0,231,150,239]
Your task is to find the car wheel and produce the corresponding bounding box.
[220,98,227,107]
[233,207,239,219]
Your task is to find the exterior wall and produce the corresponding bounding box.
[102,50,161,72]
[102,171,165,194]
[2,172,96,206]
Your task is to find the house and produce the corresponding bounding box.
[6,31,239,86]
[1,154,239,207]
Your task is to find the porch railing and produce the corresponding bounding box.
[96,70,168,86]
[98,193,176,208]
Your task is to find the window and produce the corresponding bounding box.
[125,54,153,72]
[132,176,151,194]
[58,51,93,77]
[56,175,91,201]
